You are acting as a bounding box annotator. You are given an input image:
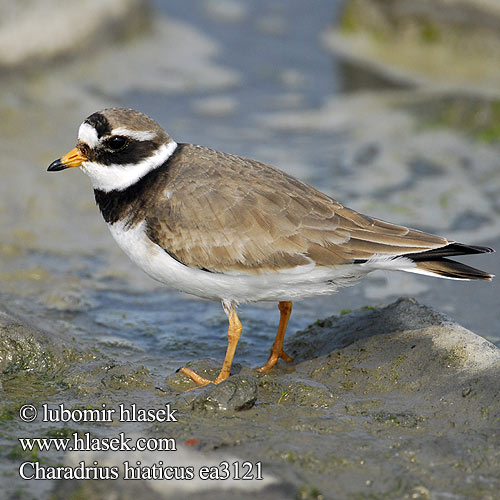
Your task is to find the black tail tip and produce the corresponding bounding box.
[473,245,495,254]
[452,243,495,255]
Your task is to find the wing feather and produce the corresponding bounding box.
[145,145,449,273]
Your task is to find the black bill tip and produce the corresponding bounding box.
[47,158,67,172]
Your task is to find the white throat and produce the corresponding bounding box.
[81,141,177,192]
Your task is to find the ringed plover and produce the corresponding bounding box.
[48,108,494,387]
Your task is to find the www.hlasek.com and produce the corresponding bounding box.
[17,403,264,481]
[19,432,177,453]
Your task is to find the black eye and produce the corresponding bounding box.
[107,136,128,151]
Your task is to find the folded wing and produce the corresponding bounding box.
[145,145,493,280]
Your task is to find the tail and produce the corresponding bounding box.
[402,243,494,281]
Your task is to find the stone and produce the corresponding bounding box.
[192,374,258,412]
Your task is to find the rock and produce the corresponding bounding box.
[3,299,500,499]
[0,305,155,394]
[192,374,258,411]
[0,306,64,374]
[289,297,500,367]
[324,0,500,96]
[0,0,150,70]
[160,298,500,499]
[164,359,257,411]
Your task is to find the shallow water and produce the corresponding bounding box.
[1,0,499,385]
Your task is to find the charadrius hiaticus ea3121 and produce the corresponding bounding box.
[48,108,494,387]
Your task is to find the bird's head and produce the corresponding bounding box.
[48,108,177,192]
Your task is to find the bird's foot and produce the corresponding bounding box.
[179,367,229,391]
[256,349,293,372]
[179,367,213,387]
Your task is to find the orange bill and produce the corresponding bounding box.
[47,147,88,171]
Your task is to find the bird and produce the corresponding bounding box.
[48,107,494,387]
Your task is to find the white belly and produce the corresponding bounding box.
[107,220,365,303]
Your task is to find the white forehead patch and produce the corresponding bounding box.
[78,122,100,148]
[112,127,157,141]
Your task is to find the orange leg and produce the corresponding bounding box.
[256,301,294,372]
[180,301,242,387]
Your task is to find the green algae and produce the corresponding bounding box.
[419,21,440,44]
[340,1,362,34]
[333,0,500,95]
[0,326,61,375]
[298,484,324,500]
[8,442,41,463]
[418,96,500,142]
